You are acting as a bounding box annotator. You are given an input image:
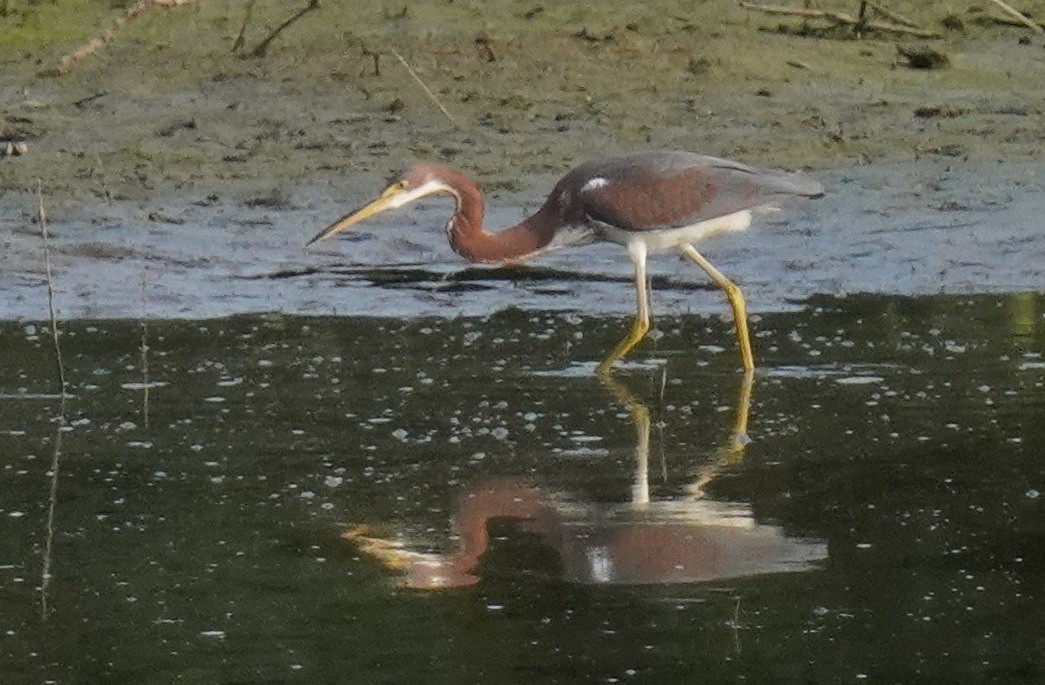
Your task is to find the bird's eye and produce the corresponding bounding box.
[381,180,409,198]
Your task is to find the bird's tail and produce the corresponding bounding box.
[772,172,824,199]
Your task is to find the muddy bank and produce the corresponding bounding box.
[0,1,1043,320]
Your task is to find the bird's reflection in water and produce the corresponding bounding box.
[345,371,826,589]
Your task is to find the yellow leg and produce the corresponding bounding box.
[679,243,754,372]
[730,368,754,454]
[597,241,650,375]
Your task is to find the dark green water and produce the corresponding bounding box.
[1,293,1042,683]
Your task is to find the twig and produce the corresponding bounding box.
[866,1,919,28]
[985,0,1045,34]
[250,0,321,58]
[140,269,151,430]
[43,0,201,77]
[362,47,381,76]
[37,180,66,398]
[738,1,939,37]
[390,49,462,129]
[855,1,868,39]
[843,18,936,37]
[40,420,63,620]
[738,2,859,23]
[986,15,1045,30]
[37,179,67,621]
[72,91,108,109]
[232,0,257,52]
[731,596,743,654]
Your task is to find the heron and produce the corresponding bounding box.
[307,150,823,374]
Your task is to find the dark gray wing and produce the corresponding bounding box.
[566,151,822,233]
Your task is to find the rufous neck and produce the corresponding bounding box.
[442,169,556,264]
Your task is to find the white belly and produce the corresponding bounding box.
[598,209,752,253]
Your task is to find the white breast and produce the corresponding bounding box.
[598,209,753,253]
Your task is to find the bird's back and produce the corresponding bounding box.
[560,150,822,234]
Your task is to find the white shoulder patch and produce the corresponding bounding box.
[580,177,610,194]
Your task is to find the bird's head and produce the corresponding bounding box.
[306,164,452,246]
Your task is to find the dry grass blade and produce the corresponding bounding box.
[986,0,1045,34]
[738,1,939,37]
[866,1,919,28]
[737,1,856,23]
[140,269,151,429]
[391,49,462,130]
[36,178,67,620]
[37,180,66,398]
[40,424,63,619]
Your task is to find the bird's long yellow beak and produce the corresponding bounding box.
[306,182,407,246]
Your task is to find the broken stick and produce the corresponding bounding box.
[43,0,200,76]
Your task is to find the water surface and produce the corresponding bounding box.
[1,293,1043,683]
